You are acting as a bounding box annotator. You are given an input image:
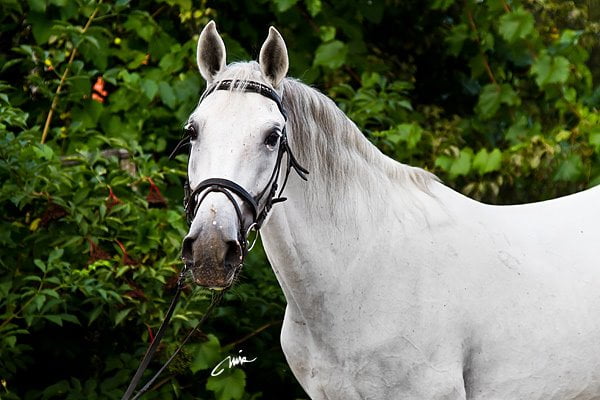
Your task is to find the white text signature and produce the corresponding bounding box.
[211,350,257,377]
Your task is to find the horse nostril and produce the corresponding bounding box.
[223,240,243,269]
[182,237,195,264]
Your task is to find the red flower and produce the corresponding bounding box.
[92,76,108,103]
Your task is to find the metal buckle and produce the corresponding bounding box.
[245,222,259,252]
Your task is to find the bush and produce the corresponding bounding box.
[0,0,598,398]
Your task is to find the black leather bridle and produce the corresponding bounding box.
[172,79,308,256]
[122,79,307,400]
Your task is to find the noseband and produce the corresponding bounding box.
[171,79,308,257]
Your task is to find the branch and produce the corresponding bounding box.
[224,320,282,349]
[41,3,102,144]
[465,4,499,87]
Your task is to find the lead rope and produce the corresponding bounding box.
[121,269,225,400]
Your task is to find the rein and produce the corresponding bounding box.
[121,270,224,400]
[122,79,307,399]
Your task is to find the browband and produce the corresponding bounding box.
[199,80,288,120]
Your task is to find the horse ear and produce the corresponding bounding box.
[197,21,226,83]
[259,27,289,88]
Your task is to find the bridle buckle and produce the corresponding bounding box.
[245,222,259,252]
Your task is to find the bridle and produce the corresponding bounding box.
[172,79,308,256]
[122,79,307,400]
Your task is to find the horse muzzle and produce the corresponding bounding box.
[182,199,245,289]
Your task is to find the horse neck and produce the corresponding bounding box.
[260,82,444,313]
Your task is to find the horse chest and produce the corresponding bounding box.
[280,308,354,398]
[279,304,467,399]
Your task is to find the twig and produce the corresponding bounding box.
[151,5,167,18]
[465,4,499,87]
[40,3,102,144]
[0,270,50,331]
[149,374,174,393]
[224,320,282,349]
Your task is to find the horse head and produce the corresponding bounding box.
[180,21,302,289]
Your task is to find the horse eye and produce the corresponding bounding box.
[264,130,281,150]
[184,123,197,140]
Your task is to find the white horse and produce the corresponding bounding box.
[181,21,600,400]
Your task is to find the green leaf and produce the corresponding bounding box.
[40,288,60,299]
[206,368,246,400]
[475,84,520,119]
[114,308,132,326]
[123,12,155,42]
[555,130,571,142]
[431,0,455,10]
[158,81,177,109]
[28,12,53,43]
[563,87,577,103]
[190,334,222,373]
[33,294,46,311]
[319,26,336,42]
[445,24,469,56]
[88,306,103,325]
[0,281,12,297]
[531,54,570,87]
[481,31,495,52]
[42,380,69,397]
[273,0,298,12]
[27,0,47,13]
[141,79,158,100]
[313,40,348,69]
[553,29,583,51]
[60,314,80,325]
[392,123,422,149]
[435,155,453,172]
[472,148,502,175]
[498,7,535,43]
[554,154,583,182]
[32,143,54,160]
[44,315,63,326]
[48,248,63,264]
[589,127,600,151]
[505,115,541,143]
[34,259,46,273]
[305,0,321,16]
[4,335,17,348]
[449,148,473,178]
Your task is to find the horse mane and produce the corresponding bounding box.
[212,62,437,197]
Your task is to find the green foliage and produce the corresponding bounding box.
[498,7,535,43]
[475,83,520,119]
[206,369,246,400]
[0,0,599,399]
[531,53,571,87]
[313,40,347,69]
